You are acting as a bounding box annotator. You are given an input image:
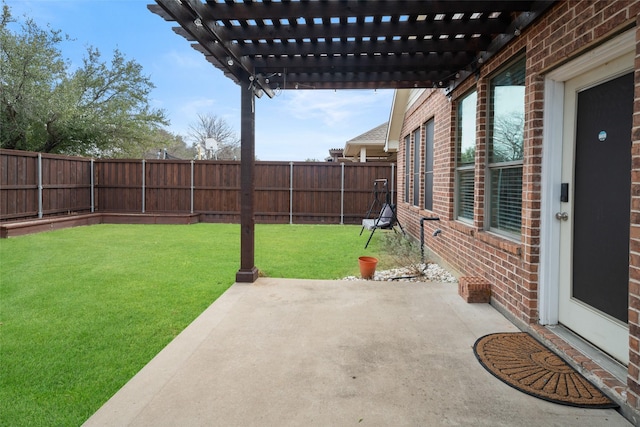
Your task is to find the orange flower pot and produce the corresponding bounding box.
[358,256,378,280]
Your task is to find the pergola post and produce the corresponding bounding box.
[235,78,259,283]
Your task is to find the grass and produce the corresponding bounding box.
[0,223,384,426]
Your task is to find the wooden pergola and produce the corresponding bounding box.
[148,0,554,282]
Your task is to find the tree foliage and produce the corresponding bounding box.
[144,129,196,160]
[188,113,240,160]
[0,4,167,157]
[491,111,524,163]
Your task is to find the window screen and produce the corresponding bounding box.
[404,134,411,203]
[457,170,474,220]
[489,166,523,233]
[412,127,421,206]
[488,57,525,236]
[456,91,476,221]
[424,119,434,211]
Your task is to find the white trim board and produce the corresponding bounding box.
[538,29,635,325]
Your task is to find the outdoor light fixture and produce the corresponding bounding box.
[194,18,202,27]
[227,57,234,66]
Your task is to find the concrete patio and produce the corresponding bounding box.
[83,278,631,426]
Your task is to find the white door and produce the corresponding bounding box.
[557,52,632,365]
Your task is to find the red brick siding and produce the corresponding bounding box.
[396,0,640,410]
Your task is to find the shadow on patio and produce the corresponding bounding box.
[83,278,630,426]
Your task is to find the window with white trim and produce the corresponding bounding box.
[456,90,476,221]
[404,134,411,203]
[424,119,434,211]
[412,127,421,206]
[488,57,525,237]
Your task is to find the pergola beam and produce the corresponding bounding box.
[200,0,535,21]
[237,37,493,57]
[209,18,511,41]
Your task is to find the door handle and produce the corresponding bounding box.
[555,212,569,221]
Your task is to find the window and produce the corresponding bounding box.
[404,134,411,203]
[412,127,421,206]
[456,91,477,221]
[488,57,525,236]
[424,119,434,210]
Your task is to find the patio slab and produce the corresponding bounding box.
[83,278,631,426]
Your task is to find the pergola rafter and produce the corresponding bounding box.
[150,0,554,91]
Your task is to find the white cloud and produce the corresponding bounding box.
[279,90,384,127]
[256,128,343,161]
[162,49,209,70]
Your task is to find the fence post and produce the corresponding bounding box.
[90,159,95,213]
[391,163,395,203]
[190,160,194,214]
[37,153,43,218]
[289,161,294,224]
[340,162,345,225]
[141,159,146,213]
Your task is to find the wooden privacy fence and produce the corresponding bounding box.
[1,149,396,225]
[0,150,94,221]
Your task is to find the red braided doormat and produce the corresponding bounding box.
[473,332,617,408]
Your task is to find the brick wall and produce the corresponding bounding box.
[396,0,640,411]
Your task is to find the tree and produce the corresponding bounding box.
[491,111,524,163]
[0,5,167,157]
[188,113,240,160]
[459,146,475,164]
[142,129,196,160]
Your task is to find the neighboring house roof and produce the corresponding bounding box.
[325,148,348,162]
[343,122,390,159]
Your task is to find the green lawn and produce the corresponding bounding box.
[0,223,383,426]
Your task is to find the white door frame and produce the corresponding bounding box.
[539,29,635,325]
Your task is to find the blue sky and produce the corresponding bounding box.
[5,0,395,161]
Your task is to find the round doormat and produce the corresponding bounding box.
[473,332,617,408]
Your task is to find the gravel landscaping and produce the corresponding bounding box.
[344,262,457,283]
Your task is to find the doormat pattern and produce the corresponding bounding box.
[473,332,618,408]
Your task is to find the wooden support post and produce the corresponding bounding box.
[236,77,259,283]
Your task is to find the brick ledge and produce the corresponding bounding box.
[1,213,201,238]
